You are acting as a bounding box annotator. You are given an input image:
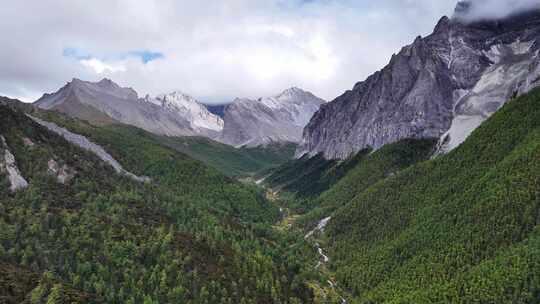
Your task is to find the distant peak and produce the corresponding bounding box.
[163,90,192,98]
[281,87,305,95]
[275,87,312,99]
[98,78,114,84]
[156,91,197,103]
[434,16,452,32]
[96,78,120,89]
[68,77,121,89]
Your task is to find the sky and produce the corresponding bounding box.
[0,1,485,104]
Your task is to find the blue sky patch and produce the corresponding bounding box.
[63,48,164,64]
[128,51,164,63]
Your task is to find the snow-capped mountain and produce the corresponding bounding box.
[34,79,222,138]
[298,2,540,159]
[146,91,223,133]
[218,88,325,147]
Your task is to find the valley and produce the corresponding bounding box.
[2,1,540,303]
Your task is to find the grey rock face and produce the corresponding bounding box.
[145,91,223,137]
[47,158,75,184]
[28,115,150,183]
[0,135,29,192]
[34,79,221,138]
[298,8,540,159]
[219,88,325,147]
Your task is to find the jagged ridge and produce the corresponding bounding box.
[298,5,540,159]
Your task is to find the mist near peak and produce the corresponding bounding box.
[453,0,540,23]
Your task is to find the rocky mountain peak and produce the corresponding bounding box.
[148,91,224,133]
[96,78,118,88]
[278,87,305,97]
[434,16,452,33]
[155,91,198,108]
[218,88,325,147]
[298,2,540,159]
[34,79,222,137]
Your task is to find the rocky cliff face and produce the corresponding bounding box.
[298,4,540,159]
[0,135,29,192]
[146,91,224,134]
[219,88,325,147]
[34,79,222,138]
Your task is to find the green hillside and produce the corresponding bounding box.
[264,152,366,200]
[295,138,436,229]
[323,87,540,302]
[156,136,296,178]
[258,88,540,303]
[0,103,317,303]
[4,87,540,304]
[264,139,435,215]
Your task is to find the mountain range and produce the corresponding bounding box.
[5,1,540,303]
[35,79,325,149]
[297,2,540,159]
[35,78,224,138]
[219,88,325,147]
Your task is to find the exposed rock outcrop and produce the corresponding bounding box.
[47,158,75,184]
[219,88,325,147]
[28,115,150,183]
[22,137,35,147]
[298,6,540,159]
[34,79,221,138]
[0,135,29,192]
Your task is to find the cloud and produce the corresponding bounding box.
[80,59,127,74]
[454,0,540,22]
[0,0,458,103]
[63,48,164,74]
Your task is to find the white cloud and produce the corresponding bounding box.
[454,0,540,22]
[0,0,459,103]
[80,59,127,74]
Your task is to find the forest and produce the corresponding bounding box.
[0,103,321,304]
[3,88,540,303]
[268,88,540,303]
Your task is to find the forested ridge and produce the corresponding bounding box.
[265,88,540,303]
[326,87,540,303]
[155,136,296,178]
[0,103,320,304]
[3,87,540,304]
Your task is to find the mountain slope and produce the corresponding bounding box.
[147,91,224,133]
[220,88,325,147]
[323,86,540,302]
[34,79,223,138]
[0,101,317,303]
[155,136,296,177]
[265,136,436,213]
[299,5,540,159]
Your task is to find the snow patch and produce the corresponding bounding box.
[28,115,150,183]
[149,92,224,132]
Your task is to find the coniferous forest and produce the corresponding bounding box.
[3,86,540,304]
[2,2,540,303]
